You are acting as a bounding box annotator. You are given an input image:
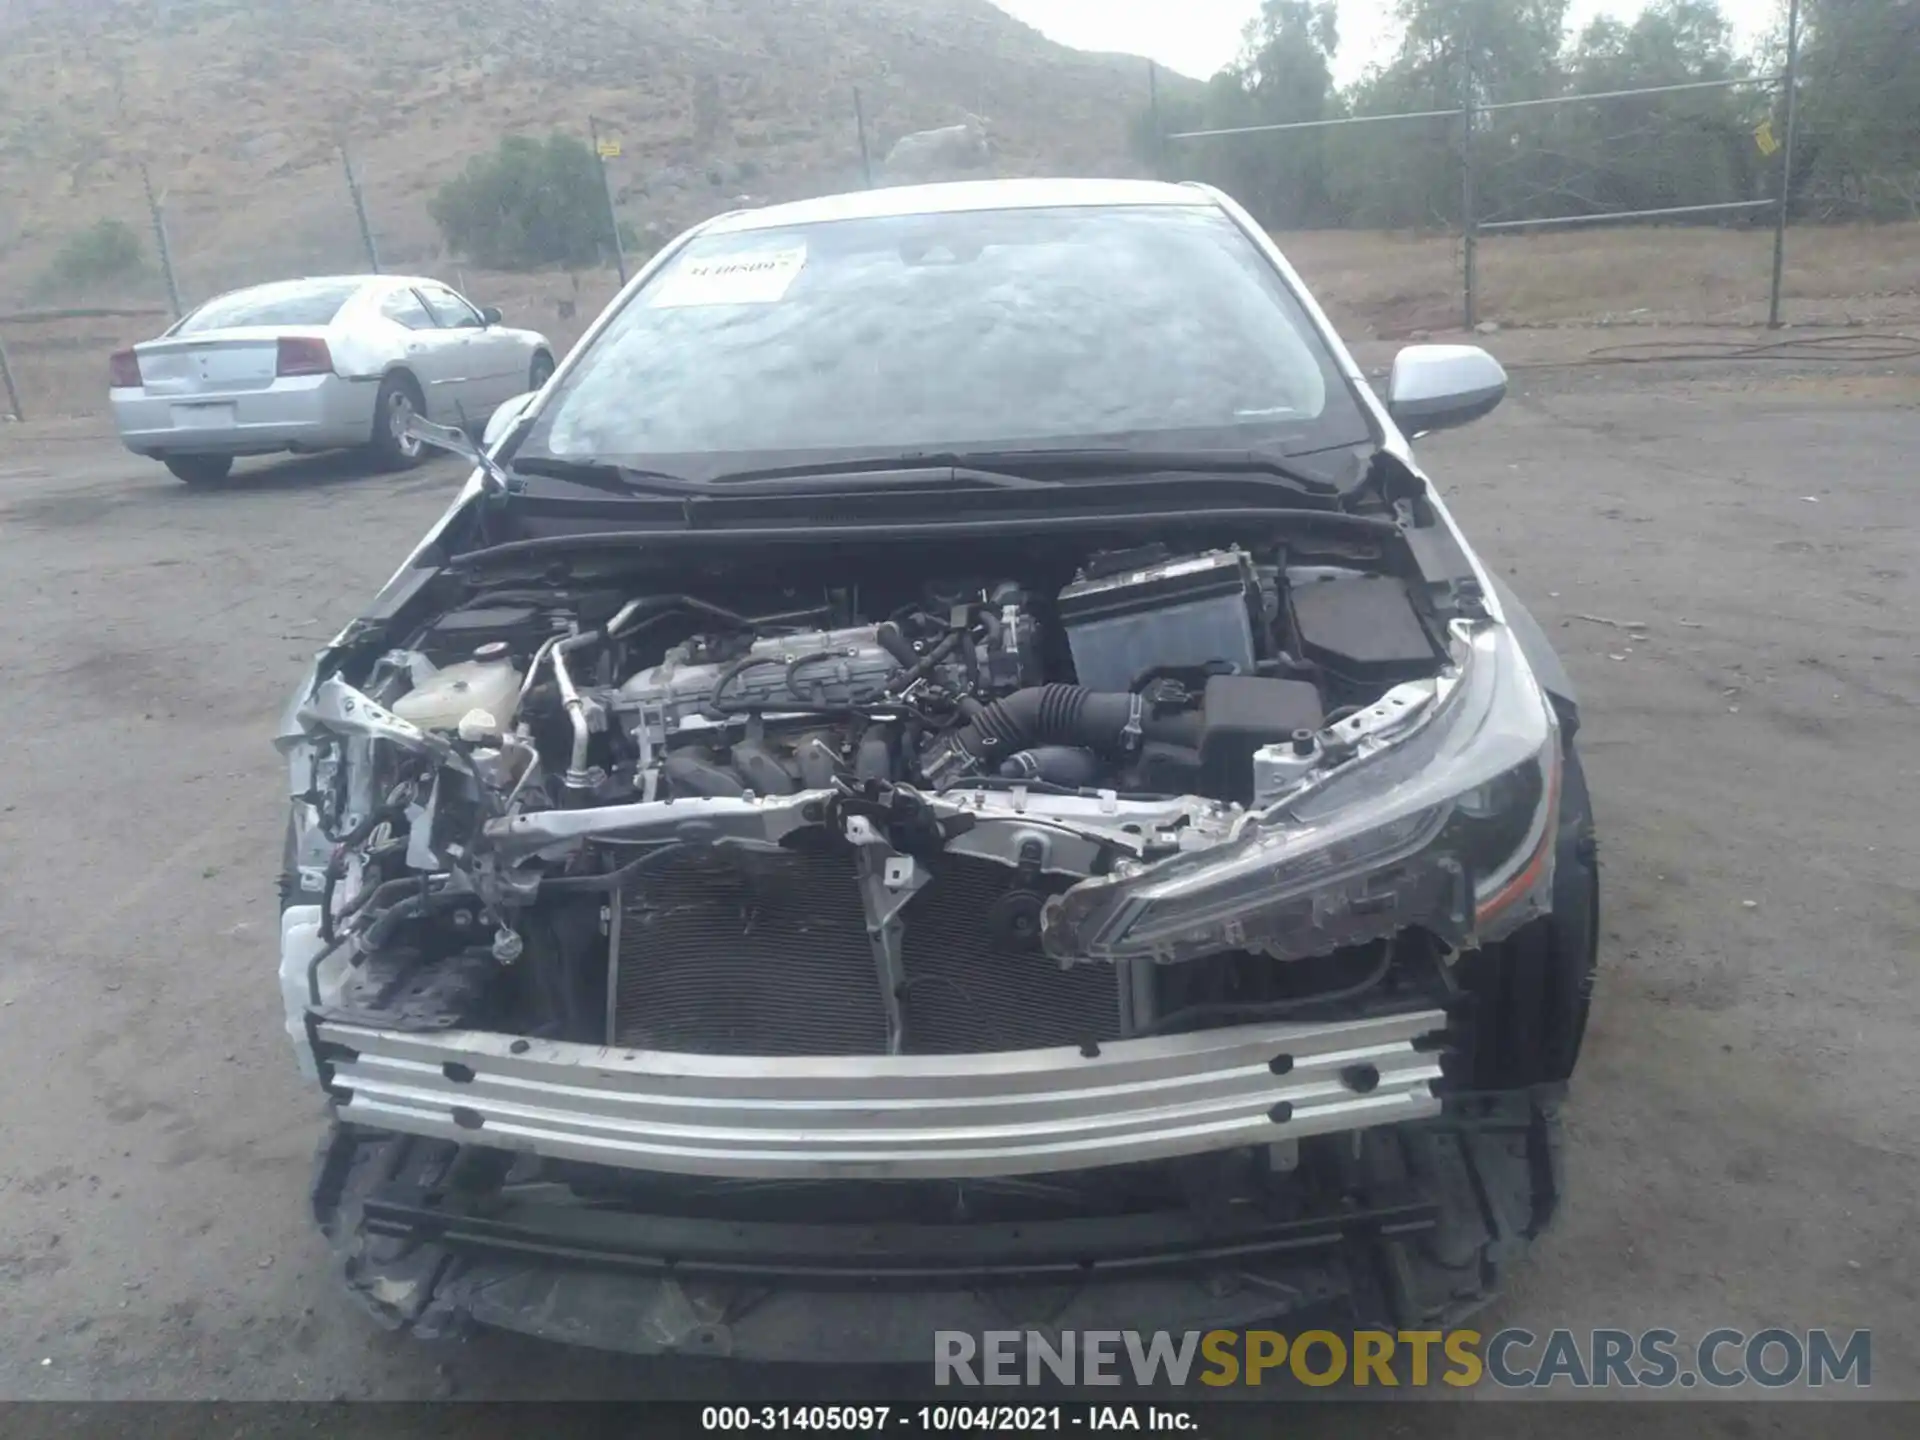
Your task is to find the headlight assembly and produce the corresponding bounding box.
[1043,622,1561,965]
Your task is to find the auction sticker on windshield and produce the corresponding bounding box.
[648,246,808,307]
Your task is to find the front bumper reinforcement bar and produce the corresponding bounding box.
[314,1008,1447,1180]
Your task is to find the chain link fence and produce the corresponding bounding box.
[1143,0,1918,344]
[1157,55,1800,335]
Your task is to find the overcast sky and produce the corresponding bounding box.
[992,0,1781,84]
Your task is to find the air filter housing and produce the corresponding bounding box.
[1058,548,1260,691]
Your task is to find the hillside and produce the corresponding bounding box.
[0,0,1173,306]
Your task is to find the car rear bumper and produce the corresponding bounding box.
[112,373,377,456]
[312,1090,1565,1364]
[311,1009,1448,1181]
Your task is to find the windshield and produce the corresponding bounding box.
[174,279,362,334]
[520,204,1370,478]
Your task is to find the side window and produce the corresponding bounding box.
[379,289,436,331]
[420,285,483,329]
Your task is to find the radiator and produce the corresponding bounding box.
[896,856,1122,1054]
[610,844,1122,1056]
[609,835,887,1057]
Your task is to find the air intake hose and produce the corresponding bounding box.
[920,685,1150,785]
[1000,746,1103,787]
[966,685,1140,756]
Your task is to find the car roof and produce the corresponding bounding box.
[202,275,449,296]
[701,178,1219,236]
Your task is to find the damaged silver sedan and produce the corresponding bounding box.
[277,179,1598,1361]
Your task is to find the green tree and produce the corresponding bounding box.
[1503,0,1762,221]
[1224,1,1344,225]
[1320,62,1462,228]
[1134,3,1345,225]
[1137,0,1920,230]
[1792,0,1920,216]
[1327,0,1571,228]
[1385,0,1571,103]
[429,133,622,271]
[45,217,145,290]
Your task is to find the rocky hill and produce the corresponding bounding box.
[0,0,1176,305]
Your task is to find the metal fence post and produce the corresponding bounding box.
[0,332,23,421]
[854,87,875,188]
[589,116,629,287]
[140,164,182,320]
[1148,60,1164,179]
[341,145,382,273]
[1460,40,1478,330]
[1767,0,1802,330]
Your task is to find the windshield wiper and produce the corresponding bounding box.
[921,447,1349,496]
[512,450,1344,502]
[518,456,1058,496]
[509,456,712,497]
[704,462,1058,492]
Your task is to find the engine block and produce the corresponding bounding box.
[617,624,906,749]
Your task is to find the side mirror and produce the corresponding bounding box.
[1386,344,1507,436]
[478,305,503,327]
[482,391,536,450]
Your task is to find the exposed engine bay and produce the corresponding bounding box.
[287,524,1560,1067]
[394,542,1443,805]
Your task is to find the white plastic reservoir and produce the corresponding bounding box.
[391,651,523,731]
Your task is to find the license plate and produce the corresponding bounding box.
[172,403,236,430]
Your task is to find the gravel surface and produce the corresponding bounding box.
[0,356,1915,1404]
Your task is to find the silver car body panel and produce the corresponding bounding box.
[316,1008,1446,1180]
[114,365,382,456]
[111,275,550,458]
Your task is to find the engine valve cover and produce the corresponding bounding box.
[618,625,909,746]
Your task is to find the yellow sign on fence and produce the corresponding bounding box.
[1754,119,1779,156]
[596,140,622,159]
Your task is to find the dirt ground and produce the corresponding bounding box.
[0,342,1916,1413]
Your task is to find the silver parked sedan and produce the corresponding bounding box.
[108,274,555,484]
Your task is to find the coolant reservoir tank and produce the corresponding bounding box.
[392,645,522,731]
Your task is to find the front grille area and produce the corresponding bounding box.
[898,857,1122,1054]
[610,835,886,1056]
[610,844,1122,1057]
